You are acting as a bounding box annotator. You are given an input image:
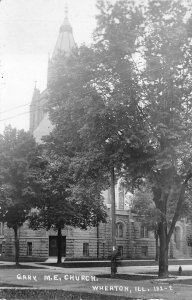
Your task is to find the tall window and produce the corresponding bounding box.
[118,245,123,257]
[27,242,32,256]
[116,222,124,238]
[118,182,124,209]
[83,243,89,257]
[102,243,105,258]
[0,223,4,235]
[174,226,181,250]
[2,241,5,254]
[141,246,148,257]
[140,225,148,238]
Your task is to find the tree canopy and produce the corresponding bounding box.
[44,0,192,277]
[136,0,192,277]
[45,1,153,270]
[28,145,107,263]
[0,126,39,227]
[0,126,40,264]
[29,150,107,232]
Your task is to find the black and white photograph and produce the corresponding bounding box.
[1,0,192,299]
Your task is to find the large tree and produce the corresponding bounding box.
[0,126,40,265]
[46,0,192,277]
[108,0,192,277]
[46,1,150,272]
[136,0,192,277]
[29,149,107,264]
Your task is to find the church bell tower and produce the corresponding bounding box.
[47,6,76,85]
[30,6,76,135]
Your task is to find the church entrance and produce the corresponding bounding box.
[49,236,66,256]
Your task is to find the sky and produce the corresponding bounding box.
[0,0,98,133]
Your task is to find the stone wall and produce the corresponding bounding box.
[1,214,192,261]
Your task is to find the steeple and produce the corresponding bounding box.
[52,5,76,58]
[31,83,40,104]
[30,84,40,132]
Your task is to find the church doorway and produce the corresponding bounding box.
[49,236,66,256]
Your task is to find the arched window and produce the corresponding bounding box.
[116,222,124,238]
[119,223,123,237]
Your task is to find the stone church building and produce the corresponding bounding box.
[0,9,192,261]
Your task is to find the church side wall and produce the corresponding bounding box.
[1,217,192,261]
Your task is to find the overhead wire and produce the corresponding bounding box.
[1,37,191,123]
[0,64,163,123]
[0,62,182,123]
[1,7,192,120]
[0,102,31,114]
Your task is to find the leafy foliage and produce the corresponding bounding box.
[0,126,41,265]
[0,126,40,229]
[34,0,192,276]
[128,0,192,277]
[132,187,161,231]
[46,0,153,196]
[28,150,107,232]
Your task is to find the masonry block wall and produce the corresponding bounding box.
[1,215,192,261]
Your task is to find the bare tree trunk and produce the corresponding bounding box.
[110,167,116,277]
[167,173,192,243]
[13,226,19,266]
[155,231,159,261]
[97,221,99,258]
[57,227,62,264]
[153,172,192,278]
[153,187,169,277]
[158,221,168,277]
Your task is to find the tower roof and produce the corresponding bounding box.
[52,7,76,58]
[31,85,40,104]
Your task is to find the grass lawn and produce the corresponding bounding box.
[135,271,192,285]
[96,274,158,281]
[0,266,192,299]
[97,273,192,289]
[144,270,192,276]
[165,279,192,285]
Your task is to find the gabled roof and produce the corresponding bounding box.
[33,113,53,143]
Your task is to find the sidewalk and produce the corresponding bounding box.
[2,259,192,280]
[2,259,192,282]
[1,260,192,299]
